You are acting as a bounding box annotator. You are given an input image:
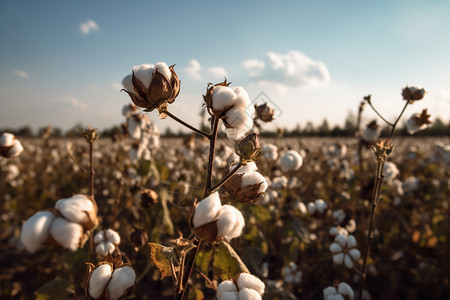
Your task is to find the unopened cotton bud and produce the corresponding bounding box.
[50,217,84,251]
[88,264,113,298]
[217,280,238,300]
[192,192,222,228]
[20,211,56,253]
[279,150,303,172]
[106,266,136,300]
[239,288,262,300]
[237,273,265,296]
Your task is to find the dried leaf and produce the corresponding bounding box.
[149,243,178,279]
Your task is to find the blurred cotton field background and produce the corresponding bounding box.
[1,131,449,299]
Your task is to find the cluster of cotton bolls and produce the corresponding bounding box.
[0,132,24,158]
[94,229,121,257]
[20,194,98,253]
[208,84,255,140]
[323,282,354,300]
[192,192,245,242]
[217,272,265,300]
[87,256,136,300]
[122,104,160,163]
[279,150,303,172]
[329,234,361,269]
[281,262,302,285]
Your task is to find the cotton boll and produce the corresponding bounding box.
[122,75,138,98]
[88,264,113,298]
[241,172,268,193]
[0,132,15,146]
[217,280,238,300]
[8,140,23,157]
[338,282,354,300]
[323,286,338,299]
[335,235,347,247]
[127,117,141,139]
[54,194,96,226]
[348,249,361,261]
[307,202,316,214]
[155,62,172,81]
[237,273,265,296]
[262,144,278,161]
[133,64,155,89]
[192,192,222,228]
[329,243,343,254]
[20,211,56,253]
[328,295,345,300]
[226,107,251,129]
[344,255,354,269]
[279,150,303,172]
[106,229,121,245]
[315,199,327,214]
[217,205,245,239]
[94,231,105,244]
[219,291,239,300]
[239,288,262,300]
[232,87,251,109]
[212,86,236,110]
[233,162,258,174]
[346,235,357,248]
[333,253,345,265]
[106,266,136,300]
[50,218,84,251]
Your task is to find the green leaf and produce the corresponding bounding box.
[189,286,205,300]
[212,241,249,280]
[195,243,214,275]
[34,278,74,300]
[149,243,178,279]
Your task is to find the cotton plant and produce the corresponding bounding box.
[94,229,121,257]
[0,132,24,158]
[20,194,98,253]
[216,272,265,300]
[329,234,361,269]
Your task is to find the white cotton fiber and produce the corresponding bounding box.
[20,211,56,253]
[0,132,15,147]
[232,87,251,109]
[217,280,238,300]
[88,264,113,298]
[55,194,95,225]
[192,192,222,228]
[338,282,354,300]
[106,266,136,300]
[239,288,262,300]
[106,229,121,245]
[212,86,236,110]
[133,64,155,89]
[50,217,84,251]
[155,62,172,81]
[237,273,265,296]
[122,75,138,97]
[216,205,238,238]
[241,172,268,193]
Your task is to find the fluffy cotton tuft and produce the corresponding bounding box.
[88,264,113,298]
[216,205,245,239]
[50,217,84,251]
[338,282,354,300]
[20,211,56,253]
[133,64,155,90]
[237,273,265,296]
[212,86,236,110]
[106,266,136,300]
[217,280,238,300]
[279,150,303,172]
[0,132,15,146]
[54,194,96,226]
[241,172,268,194]
[192,192,222,228]
[239,288,262,300]
[262,144,278,161]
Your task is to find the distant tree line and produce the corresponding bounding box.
[1,115,449,138]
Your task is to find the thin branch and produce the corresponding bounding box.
[388,101,409,139]
[203,116,220,198]
[89,142,95,199]
[162,109,210,139]
[208,162,243,194]
[366,100,393,127]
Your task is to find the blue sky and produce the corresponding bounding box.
[1,0,449,133]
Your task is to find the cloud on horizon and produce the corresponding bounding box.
[184,59,228,80]
[56,97,87,109]
[80,20,99,35]
[13,69,30,79]
[243,50,330,88]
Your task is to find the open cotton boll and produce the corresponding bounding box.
[216,205,245,239]
[106,266,136,300]
[8,140,24,157]
[122,75,137,98]
[232,162,258,174]
[55,194,95,225]
[219,291,239,300]
[133,64,155,89]
[323,286,338,299]
[239,288,262,300]
[232,87,251,109]
[348,249,361,261]
[127,117,142,139]
[155,62,172,81]
[279,150,303,172]
[241,172,268,194]
[333,253,345,265]
[50,218,84,251]
[226,107,251,129]
[20,211,56,253]
[105,229,121,245]
[217,280,238,300]
[0,132,15,147]
[88,264,113,299]
[94,231,105,244]
[344,255,354,268]
[237,273,265,296]
[346,235,357,248]
[192,192,222,228]
[338,282,354,300]
[212,86,236,110]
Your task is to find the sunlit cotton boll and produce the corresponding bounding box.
[54,194,96,227]
[94,229,121,257]
[192,192,222,228]
[237,273,265,296]
[225,106,255,140]
[271,176,288,190]
[127,117,141,139]
[5,164,20,181]
[0,132,24,158]
[239,288,262,300]
[216,205,245,240]
[50,217,84,251]
[20,211,57,253]
[106,266,136,300]
[406,114,430,134]
[279,150,303,172]
[241,171,268,194]
[88,264,113,299]
[217,280,238,300]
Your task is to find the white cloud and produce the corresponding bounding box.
[13,69,30,79]
[207,66,227,78]
[243,50,330,87]
[110,82,123,90]
[185,59,202,80]
[80,20,99,35]
[58,97,87,109]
